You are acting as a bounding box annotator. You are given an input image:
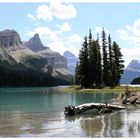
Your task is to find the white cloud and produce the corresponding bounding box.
[65,44,80,57]
[119,35,128,40]
[130,36,140,46]
[133,18,140,36]
[117,29,128,40]
[125,24,132,31]
[28,26,53,36]
[67,34,83,43]
[122,47,140,66]
[27,26,60,41]
[117,29,128,35]
[27,14,36,21]
[36,5,53,21]
[51,0,77,19]
[27,26,82,56]
[48,41,66,55]
[56,22,71,32]
[64,34,83,56]
[26,1,78,56]
[117,18,140,66]
[117,19,140,43]
[33,0,77,21]
[47,39,81,56]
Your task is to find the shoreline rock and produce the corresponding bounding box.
[120,90,140,105]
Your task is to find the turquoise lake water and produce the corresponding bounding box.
[0,86,140,137]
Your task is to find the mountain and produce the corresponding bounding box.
[25,33,48,52]
[0,30,49,72]
[0,29,70,86]
[120,60,140,84]
[131,77,140,84]
[63,51,78,74]
[126,60,140,71]
[26,34,71,79]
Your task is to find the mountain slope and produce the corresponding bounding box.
[63,51,78,74]
[120,60,140,84]
[26,33,71,80]
[131,77,140,84]
[25,33,48,52]
[0,29,70,86]
[0,30,48,71]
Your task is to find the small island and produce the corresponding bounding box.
[62,29,140,116]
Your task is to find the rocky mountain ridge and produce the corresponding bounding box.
[120,59,140,84]
[0,29,71,85]
[63,51,78,74]
[25,33,69,77]
[25,33,48,52]
[0,29,47,72]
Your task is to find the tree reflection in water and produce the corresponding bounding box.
[66,109,140,137]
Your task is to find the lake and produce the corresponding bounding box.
[0,86,140,137]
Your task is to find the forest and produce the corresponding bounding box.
[0,64,70,87]
[75,28,124,88]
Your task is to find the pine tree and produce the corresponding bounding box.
[88,32,102,87]
[112,41,124,85]
[76,29,124,88]
[95,39,102,87]
[89,40,97,87]
[102,28,109,86]
[75,62,80,85]
[108,34,113,67]
[111,60,118,86]
[88,29,92,45]
[108,34,114,86]
[78,36,89,88]
[88,29,95,87]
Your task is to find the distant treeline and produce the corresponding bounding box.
[75,29,124,88]
[131,77,140,85]
[0,64,70,87]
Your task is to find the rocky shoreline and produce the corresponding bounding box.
[112,90,140,105]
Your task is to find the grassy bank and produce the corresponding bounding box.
[59,85,140,94]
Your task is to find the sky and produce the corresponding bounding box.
[0,0,140,67]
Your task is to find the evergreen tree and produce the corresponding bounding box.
[88,29,92,44]
[88,32,102,87]
[78,36,89,88]
[75,62,80,85]
[95,39,102,87]
[112,41,124,85]
[76,29,124,88]
[88,29,95,87]
[88,40,96,87]
[108,34,114,86]
[111,60,118,86]
[102,28,109,86]
[108,34,113,67]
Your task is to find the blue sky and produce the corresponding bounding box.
[0,1,140,67]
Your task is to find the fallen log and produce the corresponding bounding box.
[64,103,126,116]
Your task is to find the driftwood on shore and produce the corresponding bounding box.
[64,103,126,116]
[64,89,140,116]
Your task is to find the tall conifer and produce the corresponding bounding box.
[76,29,124,88]
[102,28,109,86]
[88,29,95,87]
[112,41,124,85]
[75,62,80,85]
[108,34,114,86]
[95,39,102,87]
[78,36,89,88]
